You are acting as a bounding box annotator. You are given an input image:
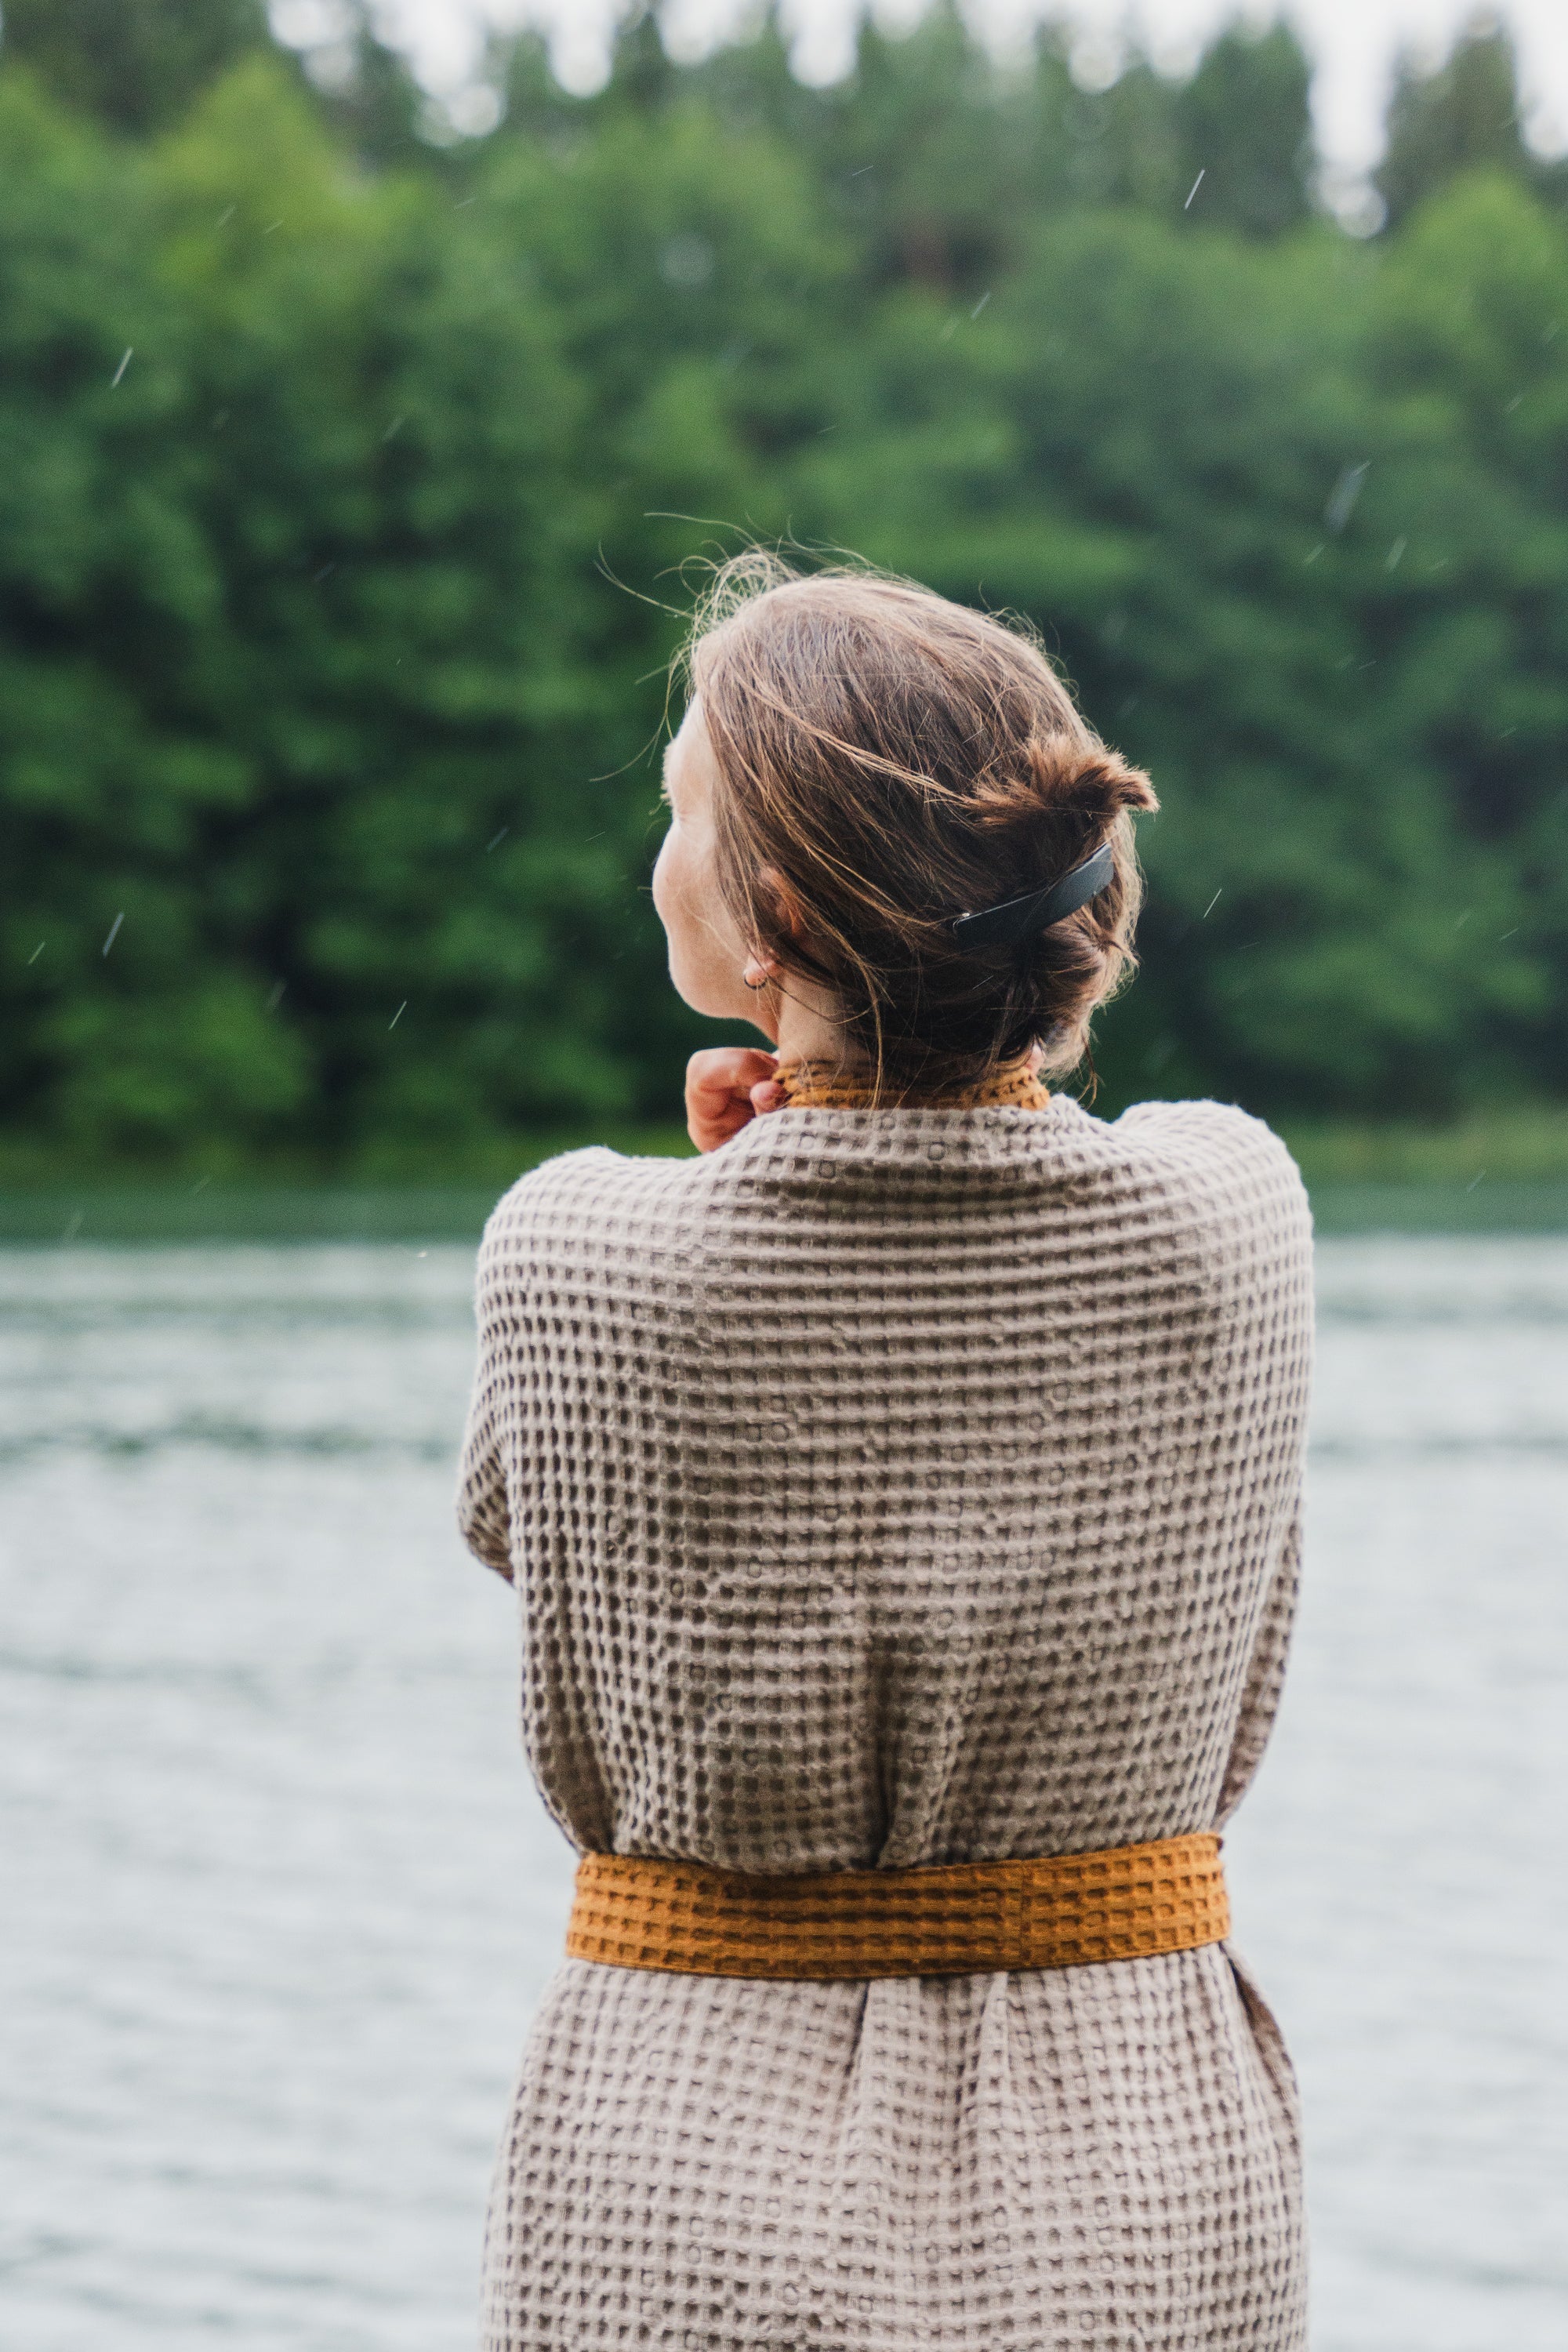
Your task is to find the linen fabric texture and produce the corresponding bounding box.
[457,1094,1314,2351]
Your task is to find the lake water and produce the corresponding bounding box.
[2,1232,1565,2351]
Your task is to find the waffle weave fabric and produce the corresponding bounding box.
[457,1094,1314,2351]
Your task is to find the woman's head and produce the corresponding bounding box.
[652,552,1157,1093]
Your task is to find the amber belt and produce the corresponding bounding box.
[564,1833,1228,1980]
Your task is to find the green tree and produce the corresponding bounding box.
[1174,23,1316,236]
[151,59,607,1150]
[296,0,429,169]
[466,93,853,1103]
[0,0,271,136]
[1037,49,1183,220]
[790,202,1534,1114]
[0,67,310,1153]
[2,0,1567,1163]
[1375,15,1559,229]
[1362,169,1568,1092]
[4,56,601,1158]
[811,2,1029,292]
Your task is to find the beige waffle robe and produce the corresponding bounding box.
[458,1093,1315,2350]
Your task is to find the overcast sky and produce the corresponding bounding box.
[353,0,1568,191]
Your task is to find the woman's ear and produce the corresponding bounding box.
[755,863,811,944]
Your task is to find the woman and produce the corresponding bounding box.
[458,555,1313,2350]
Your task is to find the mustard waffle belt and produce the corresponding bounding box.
[565,1832,1229,1980]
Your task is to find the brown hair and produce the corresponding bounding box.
[681,550,1157,1095]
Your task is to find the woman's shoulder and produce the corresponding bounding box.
[1094,1095,1312,1251]
[480,1143,684,1249]
[1108,1094,1305,1179]
[474,1097,1310,1280]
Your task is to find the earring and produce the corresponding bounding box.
[742,957,772,991]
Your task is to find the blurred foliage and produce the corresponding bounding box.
[1377,16,1568,230]
[1,2,1566,1165]
[0,0,274,136]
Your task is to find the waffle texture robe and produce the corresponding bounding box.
[457,1093,1315,2351]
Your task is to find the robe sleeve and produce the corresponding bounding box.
[455,1229,515,1582]
[1214,1491,1303,1830]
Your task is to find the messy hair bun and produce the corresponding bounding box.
[683,550,1158,1094]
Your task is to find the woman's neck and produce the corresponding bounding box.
[759,977,865,1073]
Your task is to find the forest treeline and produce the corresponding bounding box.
[3,1,1567,1165]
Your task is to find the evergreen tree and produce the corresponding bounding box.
[679,3,822,152]
[1173,23,1316,236]
[489,27,589,146]
[0,0,272,136]
[829,2,1014,289]
[1367,169,1568,1091]
[1044,50,1183,219]
[1376,15,1537,229]
[304,0,428,169]
[599,5,679,120]
[2,0,1567,1159]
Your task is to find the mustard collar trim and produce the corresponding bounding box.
[773,1058,1051,1112]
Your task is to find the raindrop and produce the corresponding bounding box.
[1324,463,1370,534]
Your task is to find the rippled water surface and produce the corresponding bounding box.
[2,1234,1565,2351]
